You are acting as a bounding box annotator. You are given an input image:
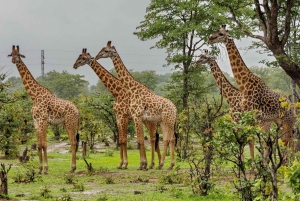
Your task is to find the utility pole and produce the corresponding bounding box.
[41,50,45,85]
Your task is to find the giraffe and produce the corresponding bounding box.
[8,45,80,174]
[195,50,255,160]
[95,41,177,170]
[73,48,161,169]
[207,25,295,155]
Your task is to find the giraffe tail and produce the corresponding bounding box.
[75,113,81,152]
[76,132,80,152]
[155,131,159,151]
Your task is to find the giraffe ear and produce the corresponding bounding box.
[7,54,12,57]
[20,54,26,58]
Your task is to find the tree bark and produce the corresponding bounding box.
[0,164,12,196]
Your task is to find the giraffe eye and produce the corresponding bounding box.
[219,33,224,36]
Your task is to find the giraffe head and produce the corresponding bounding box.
[95,41,118,60]
[8,45,26,64]
[207,24,232,45]
[73,48,94,69]
[195,50,216,67]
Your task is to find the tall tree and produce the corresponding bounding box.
[36,70,89,100]
[134,0,212,111]
[210,0,300,88]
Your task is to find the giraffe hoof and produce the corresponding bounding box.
[117,166,122,169]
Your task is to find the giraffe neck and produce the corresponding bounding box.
[111,54,139,91]
[225,39,252,87]
[89,59,123,98]
[209,61,239,99]
[16,60,48,100]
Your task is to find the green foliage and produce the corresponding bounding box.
[56,194,73,201]
[285,161,300,195]
[12,161,41,183]
[104,149,114,157]
[39,185,52,199]
[135,0,220,110]
[105,176,115,184]
[215,111,261,200]
[137,175,149,183]
[158,166,182,184]
[0,91,34,157]
[37,70,89,100]
[73,182,84,192]
[96,194,108,201]
[75,94,105,150]
[64,173,75,184]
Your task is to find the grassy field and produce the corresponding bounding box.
[0,139,236,201]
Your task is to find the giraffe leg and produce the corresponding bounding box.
[34,119,47,174]
[168,136,175,170]
[116,117,129,169]
[37,145,43,174]
[65,121,78,173]
[157,140,168,170]
[43,144,48,174]
[133,117,147,170]
[118,144,124,169]
[144,121,158,169]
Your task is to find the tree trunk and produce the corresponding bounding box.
[82,141,87,157]
[0,164,12,196]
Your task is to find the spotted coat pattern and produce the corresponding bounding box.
[95,41,177,170]
[8,45,79,174]
[208,26,295,154]
[73,49,160,169]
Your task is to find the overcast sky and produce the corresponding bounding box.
[0,1,269,86]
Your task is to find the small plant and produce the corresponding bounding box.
[105,177,115,184]
[12,170,24,183]
[73,182,84,192]
[98,165,109,173]
[156,183,167,193]
[104,149,114,157]
[286,161,300,195]
[137,176,149,183]
[64,173,75,184]
[56,194,73,201]
[97,194,108,201]
[39,185,52,198]
[127,143,134,150]
[169,186,183,198]
[23,161,40,183]
[158,167,182,184]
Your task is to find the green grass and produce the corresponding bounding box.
[0,141,235,201]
